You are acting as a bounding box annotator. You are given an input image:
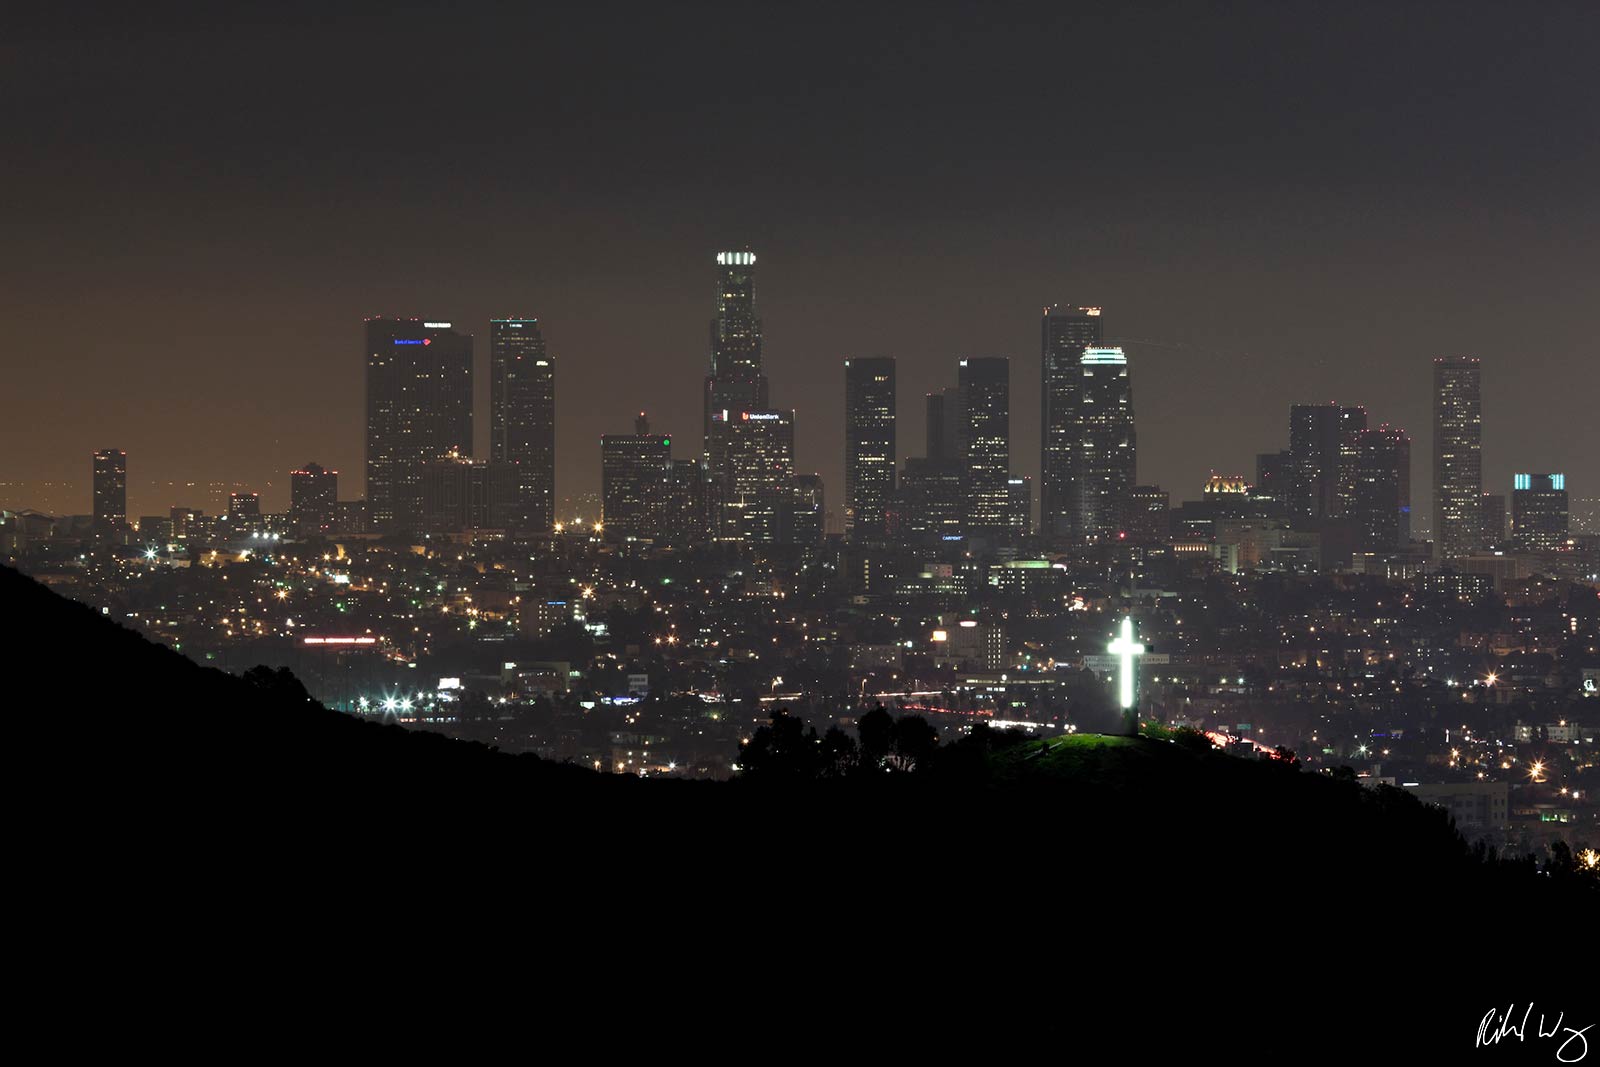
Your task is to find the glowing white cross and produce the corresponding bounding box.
[1107,615,1145,713]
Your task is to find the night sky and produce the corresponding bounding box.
[4,2,1596,528]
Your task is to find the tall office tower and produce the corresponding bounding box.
[958,358,1010,536]
[925,392,947,460]
[228,492,261,520]
[1072,346,1137,540]
[1350,425,1411,553]
[789,474,825,544]
[663,459,711,545]
[421,454,517,531]
[1040,304,1104,536]
[1288,403,1345,523]
[703,251,769,501]
[724,409,795,543]
[925,387,964,462]
[489,318,556,533]
[1254,451,1292,502]
[290,463,338,536]
[365,318,473,534]
[1007,476,1032,537]
[1511,473,1569,552]
[1481,492,1507,547]
[1123,485,1171,543]
[844,357,896,539]
[601,414,673,540]
[891,457,965,541]
[1335,405,1369,516]
[1433,357,1482,558]
[92,449,127,539]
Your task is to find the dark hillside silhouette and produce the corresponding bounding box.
[5,563,1591,1045]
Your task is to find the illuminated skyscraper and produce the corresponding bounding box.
[1511,473,1568,552]
[290,463,338,536]
[365,318,473,534]
[490,318,556,533]
[92,449,126,539]
[703,251,768,513]
[1071,346,1136,540]
[601,413,673,540]
[1335,405,1368,517]
[1040,304,1104,536]
[725,409,795,543]
[844,357,896,539]
[958,357,1010,536]
[1432,358,1482,558]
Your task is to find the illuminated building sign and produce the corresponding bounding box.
[742,412,782,421]
[423,321,451,328]
[393,339,431,346]
[303,637,378,645]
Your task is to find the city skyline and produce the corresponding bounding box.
[4,5,1596,524]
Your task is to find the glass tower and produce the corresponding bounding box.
[490,318,555,533]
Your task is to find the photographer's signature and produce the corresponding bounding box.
[1478,1004,1592,1063]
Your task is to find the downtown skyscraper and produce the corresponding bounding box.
[1432,357,1482,558]
[1071,346,1137,540]
[958,357,1010,536]
[365,318,473,534]
[703,251,768,508]
[601,412,673,540]
[92,449,126,540]
[490,318,556,533]
[843,357,895,539]
[1040,304,1104,537]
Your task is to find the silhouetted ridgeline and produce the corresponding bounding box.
[10,562,1594,1049]
[11,563,1591,900]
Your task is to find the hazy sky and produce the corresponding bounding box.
[3,1,1596,528]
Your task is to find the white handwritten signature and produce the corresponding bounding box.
[1478,1004,1592,1063]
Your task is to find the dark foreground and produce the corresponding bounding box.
[5,565,1591,1060]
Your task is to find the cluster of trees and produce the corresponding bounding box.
[736,706,942,779]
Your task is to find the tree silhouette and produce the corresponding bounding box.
[891,715,939,772]
[738,709,820,779]
[857,705,894,771]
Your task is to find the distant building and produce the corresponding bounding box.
[365,318,473,534]
[703,251,768,519]
[789,473,825,544]
[1481,492,1506,547]
[843,357,896,539]
[1007,476,1031,538]
[1254,450,1292,503]
[1433,358,1482,558]
[601,414,673,540]
[1123,485,1170,542]
[1406,782,1508,840]
[290,463,338,535]
[92,449,126,540]
[228,492,261,521]
[421,454,517,531]
[1072,346,1137,540]
[725,409,795,543]
[1040,304,1104,536]
[926,387,964,463]
[1349,425,1411,553]
[1288,403,1361,523]
[891,457,965,542]
[489,318,555,533]
[1511,473,1568,552]
[959,357,1010,537]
